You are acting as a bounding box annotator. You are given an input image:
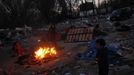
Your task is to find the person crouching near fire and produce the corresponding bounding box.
[12,41,23,57]
[96,39,109,75]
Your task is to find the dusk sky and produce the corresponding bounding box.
[86,0,104,6]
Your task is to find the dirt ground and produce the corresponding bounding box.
[0,14,134,75]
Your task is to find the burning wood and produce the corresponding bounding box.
[34,47,57,61]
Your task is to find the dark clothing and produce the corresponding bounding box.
[92,28,101,39]
[49,25,56,42]
[48,25,56,47]
[96,47,109,75]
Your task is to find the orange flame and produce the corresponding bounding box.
[34,47,57,60]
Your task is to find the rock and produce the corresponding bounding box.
[64,72,71,75]
[111,65,133,75]
[0,68,5,75]
[80,73,86,75]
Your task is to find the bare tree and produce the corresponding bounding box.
[0,0,34,28]
[58,0,68,17]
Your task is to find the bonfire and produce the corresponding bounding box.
[34,47,57,61]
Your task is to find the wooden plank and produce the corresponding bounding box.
[65,27,94,43]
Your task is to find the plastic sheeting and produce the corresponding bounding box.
[77,39,121,64]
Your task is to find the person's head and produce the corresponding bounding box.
[95,24,99,29]
[96,39,106,49]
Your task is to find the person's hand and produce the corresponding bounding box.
[91,60,98,65]
[95,60,98,64]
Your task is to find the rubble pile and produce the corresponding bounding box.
[43,61,98,75]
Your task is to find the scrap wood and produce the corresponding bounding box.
[122,46,134,51]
